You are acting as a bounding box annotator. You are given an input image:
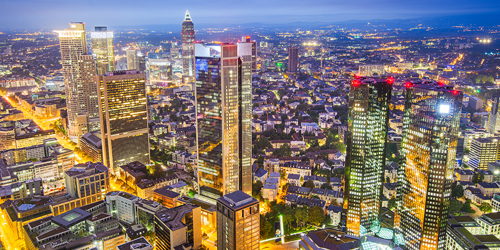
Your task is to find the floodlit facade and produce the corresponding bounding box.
[182,10,195,79]
[55,22,100,142]
[97,70,150,174]
[468,137,500,170]
[395,81,462,250]
[91,26,115,75]
[216,191,260,250]
[345,77,392,236]
[195,43,252,200]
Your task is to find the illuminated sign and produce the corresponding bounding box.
[439,104,450,114]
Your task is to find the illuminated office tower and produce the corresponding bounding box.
[55,23,99,142]
[182,10,195,79]
[216,191,260,250]
[345,77,392,236]
[238,36,257,72]
[395,82,462,250]
[195,43,252,201]
[97,70,150,175]
[126,49,138,70]
[488,95,500,134]
[91,26,115,75]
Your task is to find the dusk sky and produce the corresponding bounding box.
[0,0,500,29]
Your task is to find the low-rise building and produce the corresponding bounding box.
[154,204,201,250]
[153,188,180,208]
[478,212,500,239]
[326,205,342,226]
[262,183,278,201]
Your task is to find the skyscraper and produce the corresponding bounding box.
[195,43,252,201]
[288,46,298,73]
[238,36,257,72]
[216,191,260,250]
[345,77,392,236]
[91,26,115,75]
[55,23,100,142]
[395,81,462,250]
[97,70,150,174]
[126,49,138,70]
[488,95,500,134]
[181,10,195,80]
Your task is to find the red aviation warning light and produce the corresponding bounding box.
[452,90,459,95]
[386,76,395,85]
[354,74,361,79]
[352,80,361,87]
[438,80,445,86]
[405,81,412,89]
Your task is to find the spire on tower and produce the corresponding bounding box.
[184,10,192,22]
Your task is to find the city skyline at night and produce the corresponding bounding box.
[1,3,500,250]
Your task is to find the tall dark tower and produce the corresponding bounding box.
[345,77,392,237]
[182,10,195,80]
[395,81,462,249]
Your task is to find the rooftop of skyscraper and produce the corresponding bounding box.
[218,190,257,210]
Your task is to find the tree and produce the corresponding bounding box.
[473,172,484,184]
[303,180,315,189]
[461,200,475,213]
[324,214,332,225]
[257,156,265,168]
[260,214,273,239]
[252,180,263,197]
[479,202,493,213]
[320,183,332,190]
[308,206,325,226]
[332,168,345,178]
[274,143,292,157]
[449,199,463,215]
[282,205,295,228]
[295,207,308,228]
[388,197,396,210]
[452,184,464,199]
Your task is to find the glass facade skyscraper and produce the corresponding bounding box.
[182,10,195,79]
[91,26,115,75]
[97,70,150,174]
[488,95,500,134]
[345,77,392,236]
[395,82,462,250]
[55,22,100,142]
[195,43,252,201]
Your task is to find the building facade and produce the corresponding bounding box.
[395,82,463,250]
[195,43,252,200]
[181,10,195,80]
[55,22,100,142]
[97,70,150,174]
[345,77,392,236]
[91,26,115,75]
[288,46,298,73]
[216,191,260,250]
[154,204,201,250]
